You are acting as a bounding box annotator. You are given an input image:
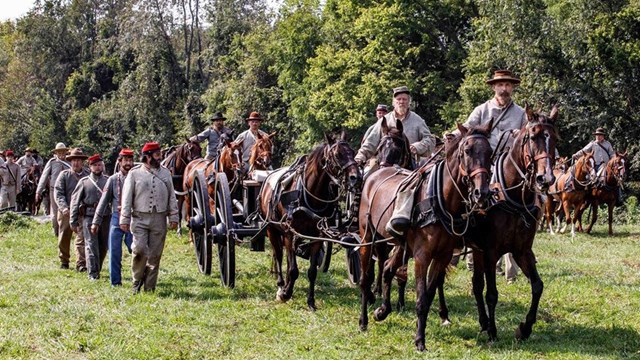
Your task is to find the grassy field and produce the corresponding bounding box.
[1,215,639,359]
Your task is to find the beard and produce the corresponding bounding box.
[122,164,133,171]
[148,157,161,168]
[92,170,103,176]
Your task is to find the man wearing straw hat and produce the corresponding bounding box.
[70,154,110,281]
[0,150,22,210]
[37,143,71,235]
[54,148,90,271]
[120,142,178,293]
[234,111,270,172]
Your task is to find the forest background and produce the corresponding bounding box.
[0,0,638,178]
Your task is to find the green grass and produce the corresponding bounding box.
[1,218,639,359]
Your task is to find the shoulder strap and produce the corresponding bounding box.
[490,101,515,133]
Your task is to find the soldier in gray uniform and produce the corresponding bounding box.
[16,147,38,174]
[356,86,435,237]
[451,69,527,283]
[37,143,71,236]
[92,148,135,286]
[54,148,90,271]
[0,150,22,210]
[70,154,110,281]
[235,111,270,172]
[189,111,234,161]
[572,127,622,205]
[120,142,178,294]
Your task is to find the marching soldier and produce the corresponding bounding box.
[54,148,90,271]
[120,142,178,294]
[0,150,22,210]
[92,148,135,286]
[16,147,38,173]
[37,143,71,235]
[70,154,110,281]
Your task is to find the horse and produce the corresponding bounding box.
[554,150,596,236]
[17,164,41,214]
[584,151,628,235]
[161,139,203,234]
[465,106,559,342]
[542,156,569,233]
[248,132,276,172]
[258,132,361,311]
[358,121,494,351]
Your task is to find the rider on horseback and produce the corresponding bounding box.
[189,111,234,161]
[571,127,623,206]
[355,86,435,237]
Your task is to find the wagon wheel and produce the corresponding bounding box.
[342,235,361,285]
[189,170,212,275]
[210,172,236,288]
[318,241,332,273]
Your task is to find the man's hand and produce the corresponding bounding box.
[71,224,79,234]
[120,224,130,233]
[410,145,418,154]
[62,208,70,216]
[90,224,99,235]
[169,222,178,230]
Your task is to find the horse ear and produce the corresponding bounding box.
[456,123,468,137]
[380,118,389,135]
[340,130,347,142]
[324,133,334,144]
[549,105,559,122]
[268,131,276,139]
[480,118,493,134]
[395,119,403,133]
[234,139,244,147]
[256,132,264,140]
[525,103,534,121]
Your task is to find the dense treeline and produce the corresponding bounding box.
[0,0,638,177]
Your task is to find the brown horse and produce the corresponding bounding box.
[358,121,494,351]
[466,106,559,342]
[584,151,628,235]
[542,156,569,234]
[17,164,41,214]
[248,132,276,172]
[161,139,202,234]
[258,132,361,311]
[554,150,596,236]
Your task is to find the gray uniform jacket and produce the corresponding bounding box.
[70,173,109,226]
[92,172,127,226]
[356,111,435,163]
[235,129,268,165]
[54,168,90,212]
[17,155,37,173]
[461,99,526,150]
[37,158,71,195]
[191,126,233,158]
[0,162,22,193]
[119,165,179,226]
[573,140,614,168]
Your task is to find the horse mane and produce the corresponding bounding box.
[305,142,328,176]
[248,135,273,169]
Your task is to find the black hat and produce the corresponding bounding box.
[210,112,226,122]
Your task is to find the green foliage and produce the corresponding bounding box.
[0,212,32,231]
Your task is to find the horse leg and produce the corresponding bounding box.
[436,270,451,325]
[513,250,544,340]
[560,201,571,234]
[471,250,489,333]
[177,195,183,236]
[306,242,321,311]
[483,251,499,341]
[395,245,410,312]
[415,246,447,352]
[359,230,376,331]
[373,245,404,322]
[268,229,286,302]
[372,243,388,297]
[586,201,598,234]
[608,202,614,235]
[281,235,299,302]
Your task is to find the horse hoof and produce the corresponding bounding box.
[276,288,286,302]
[415,341,426,352]
[373,307,389,322]
[441,319,452,326]
[308,303,317,312]
[515,322,530,340]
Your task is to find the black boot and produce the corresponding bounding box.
[615,188,624,207]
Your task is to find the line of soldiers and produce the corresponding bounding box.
[0,147,46,210]
[24,142,177,294]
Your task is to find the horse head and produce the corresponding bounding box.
[448,120,493,208]
[555,156,568,172]
[184,138,203,162]
[323,131,362,192]
[576,149,596,184]
[250,132,276,170]
[523,105,559,191]
[611,151,628,185]
[376,119,412,169]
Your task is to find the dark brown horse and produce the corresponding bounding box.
[161,139,203,234]
[466,106,559,342]
[584,151,628,235]
[248,132,276,172]
[258,132,361,311]
[17,164,41,214]
[554,150,596,236]
[542,156,569,234]
[358,121,494,351]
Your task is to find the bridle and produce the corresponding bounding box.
[519,122,555,190]
[445,133,491,207]
[376,133,409,168]
[322,141,358,190]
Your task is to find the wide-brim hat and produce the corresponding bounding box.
[66,148,88,161]
[51,142,69,153]
[392,86,411,97]
[593,127,606,136]
[246,111,263,122]
[210,111,226,122]
[25,147,35,153]
[486,70,521,85]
